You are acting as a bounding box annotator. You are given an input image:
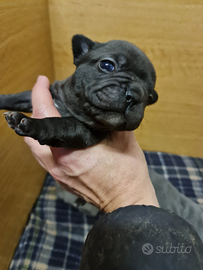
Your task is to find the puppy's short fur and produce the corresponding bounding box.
[0,35,158,148]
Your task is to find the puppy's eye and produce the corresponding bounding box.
[99,60,115,72]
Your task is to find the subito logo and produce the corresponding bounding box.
[142,243,154,255]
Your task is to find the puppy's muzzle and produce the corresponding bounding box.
[86,80,144,112]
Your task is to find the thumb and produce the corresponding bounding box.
[32,76,68,158]
[32,75,61,118]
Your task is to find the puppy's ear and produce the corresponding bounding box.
[148,89,158,105]
[72,35,95,66]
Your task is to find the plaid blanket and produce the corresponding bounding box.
[9,151,203,270]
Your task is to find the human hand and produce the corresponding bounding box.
[24,76,159,212]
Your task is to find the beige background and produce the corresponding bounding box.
[0,1,53,269]
[0,0,203,268]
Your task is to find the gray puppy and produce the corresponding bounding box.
[0,34,158,148]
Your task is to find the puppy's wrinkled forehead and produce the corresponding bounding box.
[91,40,144,61]
[89,40,156,81]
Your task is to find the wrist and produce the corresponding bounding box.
[101,178,159,213]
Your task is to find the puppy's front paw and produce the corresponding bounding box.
[4,111,31,136]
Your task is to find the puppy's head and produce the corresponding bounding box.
[71,35,158,131]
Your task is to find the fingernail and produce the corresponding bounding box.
[37,75,43,82]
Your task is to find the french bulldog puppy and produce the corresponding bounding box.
[0,34,158,148]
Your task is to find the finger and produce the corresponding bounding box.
[32,75,60,118]
[24,137,97,204]
[24,137,55,171]
[24,137,67,182]
[31,76,74,159]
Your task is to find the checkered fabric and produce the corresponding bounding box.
[9,151,203,270]
[145,151,203,206]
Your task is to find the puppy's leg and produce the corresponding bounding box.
[0,91,32,112]
[4,112,107,148]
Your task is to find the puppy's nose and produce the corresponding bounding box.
[126,89,140,105]
[126,90,133,104]
[126,83,145,105]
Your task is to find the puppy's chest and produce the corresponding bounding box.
[53,99,72,117]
